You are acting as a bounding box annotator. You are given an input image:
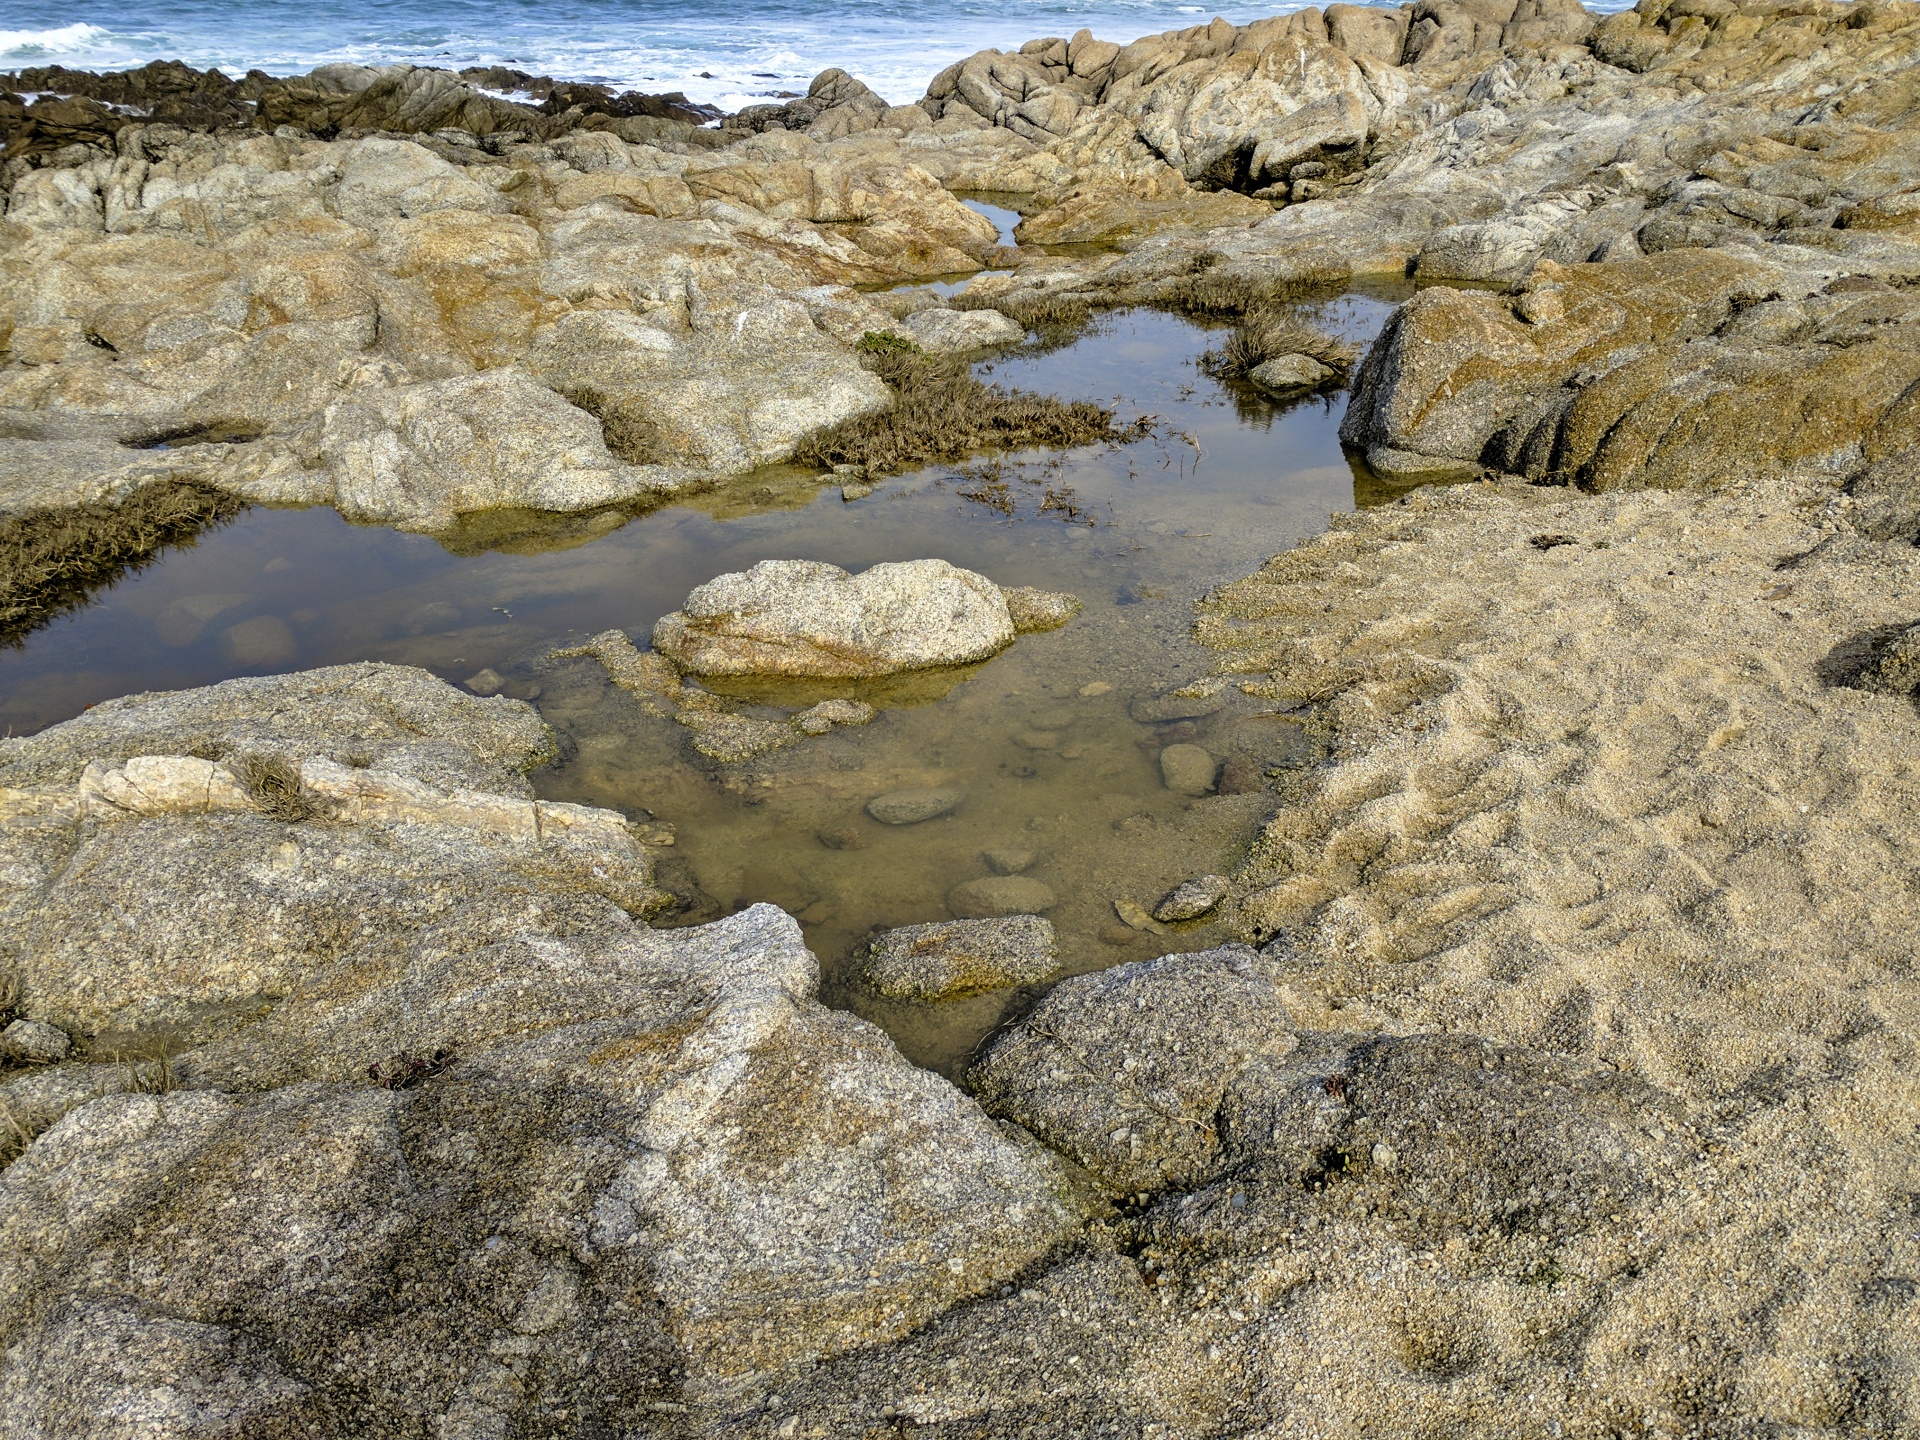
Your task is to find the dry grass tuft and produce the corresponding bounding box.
[0,1098,37,1169]
[0,480,245,645]
[237,752,321,822]
[1151,260,1347,318]
[950,287,1094,340]
[795,335,1138,476]
[1200,309,1362,383]
[0,972,18,1029]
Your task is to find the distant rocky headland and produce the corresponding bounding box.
[6,1,1920,1433]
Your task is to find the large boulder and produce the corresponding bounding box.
[652,559,1022,679]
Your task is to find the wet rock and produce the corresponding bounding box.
[676,711,801,764]
[1113,898,1169,934]
[1152,874,1230,922]
[1248,353,1336,393]
[1158,743,1218,796]
[1012,728,1059,750]
[840,481,875,501]
[862,916,1058,1001]
[154,593,251,648]
[948,875,1057,918]
[1129,691,1224,723]
[463,667,505,696]
[902,307,1027,353]
[793,698,876,735]
[969,945,1297,1194]
[816,825,865,850]
[1001,586,1083,633]
[0,1020,71,1065]
[983,848,1036,874]
[654,560,1018,679]
[867,787,965,825]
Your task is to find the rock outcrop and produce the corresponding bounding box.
[0,665,1090,1427]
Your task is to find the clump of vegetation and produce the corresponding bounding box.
[949,287,1094,342]
[0,480,244,645]
[1149,253,1347,318]
[797,334,1142,476]
[1199,308,1361,384]
[237,752,321,822]
[0,1098,38,1169]
[0,971,18,1029]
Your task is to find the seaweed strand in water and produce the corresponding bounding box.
[793,333,1145,477]
[0,480,245,646]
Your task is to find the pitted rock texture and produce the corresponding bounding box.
[653,558,1019,679]
[861,915,1058,1001]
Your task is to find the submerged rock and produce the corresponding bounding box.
[1158,742,1218,795]
[653,559,1018,679]
[1001,585,1084,632]
[866,786,966,825]
[862,915,1058,1001]
[793,697,876,734]
[947,875,1057,918]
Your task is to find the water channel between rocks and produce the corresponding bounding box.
[2,295,1416,1075]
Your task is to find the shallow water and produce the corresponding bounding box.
[1,301,1407,1072]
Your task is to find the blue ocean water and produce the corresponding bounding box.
[0,1,1630,111]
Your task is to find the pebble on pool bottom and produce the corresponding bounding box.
[948,875,1057,918]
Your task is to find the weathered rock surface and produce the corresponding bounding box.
[0,666,1090,1426]
[900,305,1026,352]
[947,875,1058,918]
[1152,872,1231,921]
[653,559,1018,678]
[861,915,1058,1000]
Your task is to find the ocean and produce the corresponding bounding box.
[0,0,1631,113]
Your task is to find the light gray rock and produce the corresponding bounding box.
[1001,586,1083,632]
[1152,874,1231,922]
[948,875,1057,918]
[902,307,1027,353]
[287,366,691,533]
[968,945,1298,1193]
[862,915,1058,1001]
[1159,743,1219,795]
[867,786,966,825]
[0,1021,71,1065]
[655,559,1018,679]
[1248,354,1335,392]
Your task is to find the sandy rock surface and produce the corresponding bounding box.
[862,915,1058,1001]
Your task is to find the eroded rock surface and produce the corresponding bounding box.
[0,666,1090,1428]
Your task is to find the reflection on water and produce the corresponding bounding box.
[0,304,1404,1073]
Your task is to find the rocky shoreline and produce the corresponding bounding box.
[8,0,1920,1433]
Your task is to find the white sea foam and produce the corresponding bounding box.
[0,22,110,57]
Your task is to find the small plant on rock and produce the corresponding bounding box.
[369,1047,458,1090]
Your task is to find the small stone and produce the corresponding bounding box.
[1129,692,1225,723]
[0,1019,71,1065]
[1099,924,1143,946]
[867,787,965,825]
[817,826,865,850]
[1012,729,1059,750]
[948,876,1057,918]
[465,668,505,696]
[1113,899,1169,934]
[794,698,876,735]
[1159,744,1218,796]
[840,482,875,501]
[1247,354,1334,393]
[1372,1142,1399,1171]
[1001,587,1083,633]
[1078,681,1113,697]
[1152,874,1230,923]
[984,848,1036,875]
[863,915,1058,1001]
